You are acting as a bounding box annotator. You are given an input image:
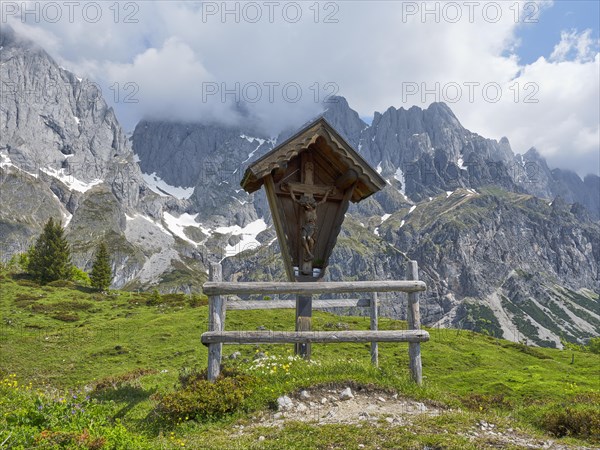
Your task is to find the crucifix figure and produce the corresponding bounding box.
[283,160,336,275]
[289,186,333,261]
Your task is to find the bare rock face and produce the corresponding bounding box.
[322,97,598,219]
[0,169,68,255]
[132,120,274,227]
[0,26,143,207]
[0,26,204,291]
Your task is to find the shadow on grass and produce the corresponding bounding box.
[92,385,156,419]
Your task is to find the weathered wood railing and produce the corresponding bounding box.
[201,261,428,384]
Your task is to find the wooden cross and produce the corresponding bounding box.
[280,154,334,359]
[283,156,335,276]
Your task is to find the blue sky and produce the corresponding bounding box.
[515,0,600,64]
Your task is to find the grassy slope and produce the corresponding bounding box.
[1,274,599,449]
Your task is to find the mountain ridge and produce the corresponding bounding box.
[1,26,598,348]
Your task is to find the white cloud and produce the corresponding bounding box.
[550,29,598,63]
[103,37,243,127]
[6,0,599,175]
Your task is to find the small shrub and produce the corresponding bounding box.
[188,293,208,308]
[47,279,76,288]
[51,312,79,322]
[146,289,162,306]
[14,293,44,308]
[161,293,187,306]
[155,367,255,422]
[178,366,205,388]
[6,252,29,274]
[502,342,551,359]
[587,337,600,354]
[34,429,106,449]
[15,293,41,302]
[30,303,53,314]
[16,279,39,288]
[71,266,91,286]
[541,405,600,440]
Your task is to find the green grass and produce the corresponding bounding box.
[1,273,599,449]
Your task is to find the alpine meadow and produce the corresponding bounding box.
[1,2,599,449]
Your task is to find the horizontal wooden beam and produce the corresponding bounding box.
[283,182,339,198]
[203,280,426,296]
[201,330,430,345]
[227,298,370,310]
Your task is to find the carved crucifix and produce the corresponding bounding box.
[283,157,335,276]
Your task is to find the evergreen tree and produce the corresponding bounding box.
[90,242,112,291]
[28,218,72,284]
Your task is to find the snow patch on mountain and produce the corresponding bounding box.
[142,172,194,199]
[1,152,38,178]
[394,167,406,195]
[163,212,201,246]
[240,135,265,145]
[126,213,172,237]
[243,140,266,163]
[40,166,103,193]
[215,219,268,257]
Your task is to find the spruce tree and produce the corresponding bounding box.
[28,218,72,284]
[90,242,112,291]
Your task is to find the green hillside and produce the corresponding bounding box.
[1,272,598,449]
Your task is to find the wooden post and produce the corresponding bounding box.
[407,261,423,385]
[296,294,312,358]
[370,292,379,366]
[264,175,295,281]
[207,263,225,382]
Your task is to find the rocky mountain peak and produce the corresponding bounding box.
[322,96,367,148]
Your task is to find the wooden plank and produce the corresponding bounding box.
[407,260,423,385]
[285,181,340,198]
[299,152,313,277]
[203,280,426,296]
[264,174,295,281]
[321,181,355,274]
[370,292,379,367]
[280,194,300,267]
[201,330,430,345]
[226,298,370,310]
[296,293,312,358]
[296,152,313,357]
[207,263,225,382]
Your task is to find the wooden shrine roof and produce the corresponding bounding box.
[240,117,386,202]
